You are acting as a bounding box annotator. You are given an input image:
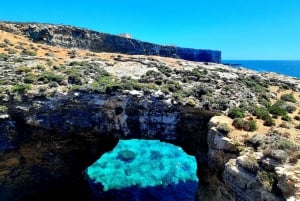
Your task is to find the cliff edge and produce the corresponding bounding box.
[0,21,221,63]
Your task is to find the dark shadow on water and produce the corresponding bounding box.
[89,180,198,201]
[18,175,91,201]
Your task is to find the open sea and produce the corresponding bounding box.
[222,60,300,78]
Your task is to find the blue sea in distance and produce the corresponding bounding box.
[222,60,300,78]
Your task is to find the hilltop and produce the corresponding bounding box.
[0,22,299,201]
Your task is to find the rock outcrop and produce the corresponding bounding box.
[206,116,299,201]
[0,22,221,63]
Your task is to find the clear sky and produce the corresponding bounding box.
[1,0,299,60]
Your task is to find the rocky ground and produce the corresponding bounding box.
[0,24,300,201]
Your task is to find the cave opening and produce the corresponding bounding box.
[8,107,214,201]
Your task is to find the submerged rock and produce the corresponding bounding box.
[86,139,198,201]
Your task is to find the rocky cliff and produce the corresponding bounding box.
[0,22,221,63]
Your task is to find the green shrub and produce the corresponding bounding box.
[92,76,120,93]
[120,77,142,90]
[240,77,268,93]
[69,61,88,66]
[16,66,31,74]
[268,101,288,116]
[253,107,270,120]
[157,65,172,77]
[24,73,36,83]
[281,115,291,121]
[38,71,64,84]
[263,115,275,127]
[67,70,82,85]
[11,83,31,93]
[232,118,257,131]
[280,93,297,103]
[228,108,244,119]
[232,118,245,130]
[164,80,182,93]
[186,98,197,107]
[0,53,9,61]
[247,120,258,131]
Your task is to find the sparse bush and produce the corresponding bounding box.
[22,49,37,56]
[281,93,297,103]
[263,114,275,126]
[281,115,291,122]
[232,118,245,130]
[67,70,82,85]
[164,80,182,93]
[247,120,258,131]
[186,98,197,107]
[217,123,231,135]
[24,73,36,83]
[0,105,8,113]
[16,66,31,74]
[258,171,275,191]
[294,115,300,121]
[277,138,299,150]
[253,106,270,120]
[36,64,46,71]
[11,83,31,93]
[7,49,17,54]
[0,43,7,48]
[233,118,257,131]
[157,65,172,77]
[289,151,300,164]
[268,100,288,116]
[120,77,142,90]
[240,77,268,93]
[237,153,258,173]
[0,53,9,61]
[228,107,244,119]
[38,71,64,84]
[279,122,290,129]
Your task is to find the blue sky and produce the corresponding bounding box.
[1,0,299,59]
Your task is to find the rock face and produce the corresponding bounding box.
[0,22,221,63]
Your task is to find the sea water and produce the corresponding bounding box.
[223,60,300,78]
[86,139,198,201]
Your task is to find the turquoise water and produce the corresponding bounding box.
[86,139,198,191]
[223,60,300,78]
